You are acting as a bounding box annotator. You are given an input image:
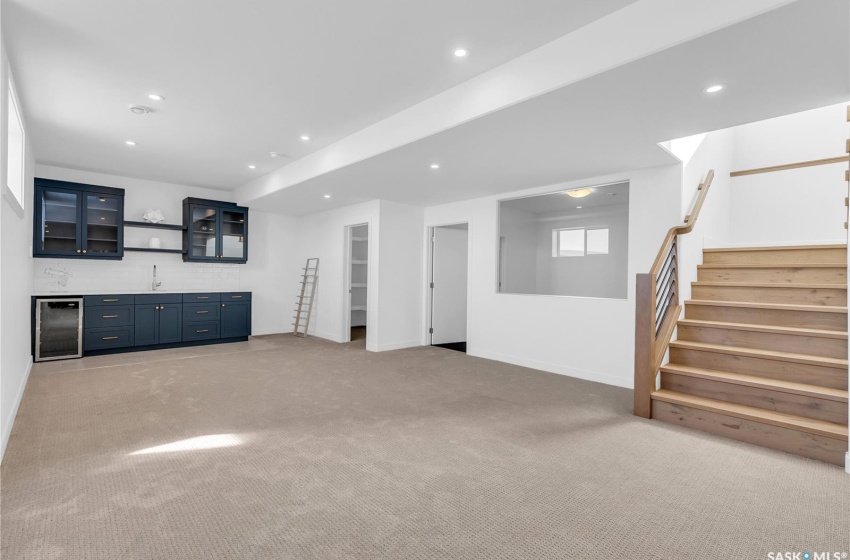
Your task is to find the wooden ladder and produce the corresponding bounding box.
[293,258,319,338]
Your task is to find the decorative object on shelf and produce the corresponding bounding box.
[142,209,165,223]
[44,266,72,291]
[149,237,161,249]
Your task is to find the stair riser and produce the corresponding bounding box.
[660,372,848,424]
[677,325,848,359]
[669,347,848,390]
[651,400,847,466]
[685,304,847,331]
[697,267,846,284]
[691,285,847,306]
[703,248,847,265]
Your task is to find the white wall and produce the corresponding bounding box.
[377,201,424,351]
[728,102,848,246]
[1,42,36,462]
[423,165,682,388]
[498,206,537,293]
[295,200,381,348]
[31,165,297,336]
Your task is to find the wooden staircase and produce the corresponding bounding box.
[650,245,849,466]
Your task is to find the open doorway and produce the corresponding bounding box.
[345,223,369,343]
[429,223,469,353]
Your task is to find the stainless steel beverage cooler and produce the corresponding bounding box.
[35,298,83,362]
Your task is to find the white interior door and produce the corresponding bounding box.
[431,226,468,345]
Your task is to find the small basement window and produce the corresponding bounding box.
[6,84,25,211]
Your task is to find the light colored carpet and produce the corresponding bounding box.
[2,334,848,559]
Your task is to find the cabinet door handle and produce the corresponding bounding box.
[102,336,119,340]
[102,315,119,318]
[160,306,165,310]
[196,310,209,314]
[76,249,82,254]
[196,329,209,333]
[102,298,118,302]
[82,250,87,254]
[221,304,226,307]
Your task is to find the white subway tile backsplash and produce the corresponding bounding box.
[32,252,241,294]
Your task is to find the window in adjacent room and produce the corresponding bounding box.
[497,181,628,298]
[6,84,26,211]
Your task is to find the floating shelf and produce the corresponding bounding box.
[124,247,185,254]
[352,237,368,242]
[125,220,186,231]
[351,283,367,288]
[351,305,367,311]
[352,260,368,264]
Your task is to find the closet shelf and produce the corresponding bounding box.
[351,305,367,311]
[352,260,368,264]
[352,237,368,242]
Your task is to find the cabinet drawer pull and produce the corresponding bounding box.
[231,295,243,299]
[102,315,119,318]
[102,336,119,340]
[196,296,209,299]
[102,298,118,302]
[196,310,209,314]
[196,329,209,333]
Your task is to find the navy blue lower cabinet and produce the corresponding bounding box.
[76,291,250,356]
[220,301,251,338]
[134,298,183,347]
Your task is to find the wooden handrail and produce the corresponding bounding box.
[633,169,715,419]
[730,156,849,177]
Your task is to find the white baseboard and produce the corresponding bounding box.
[470,348,632,389]
[374,339,421,352]
[1,358,33,464]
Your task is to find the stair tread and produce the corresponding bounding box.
[669,340,848,369]
[651,389,849,439]
[698,263,845,268]
[703,244,847,252]
[660,363,849,402]
[676,319,849,339]
[686,299,848,313]
[692,282,847,290]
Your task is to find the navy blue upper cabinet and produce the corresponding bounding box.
[34,178,124,260]
[182,198,248,264]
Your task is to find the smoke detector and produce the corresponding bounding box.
[129,105,152,115]
[270,152,290,159]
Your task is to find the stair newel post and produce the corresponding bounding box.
[634,272,655,418]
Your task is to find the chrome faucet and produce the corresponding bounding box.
[152,265,162,291]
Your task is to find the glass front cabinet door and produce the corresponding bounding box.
[34,178,124,259]
[182,198,248,263]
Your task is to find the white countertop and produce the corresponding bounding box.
[32,289,243,296]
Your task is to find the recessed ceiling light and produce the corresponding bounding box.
[300,135,310,141]
[125,140,136,146]
[565,187,593,198]
[576,206,582,209]
[147,93,165,101]
[430,163,440,169]
[248,165,256,169]
[453,48,468,57]
[323,194,331,199]
[704,84,724,94]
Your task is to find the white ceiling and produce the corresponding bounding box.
[503,183,630,215]
[249,0,849,215]
[3,0,637,190]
